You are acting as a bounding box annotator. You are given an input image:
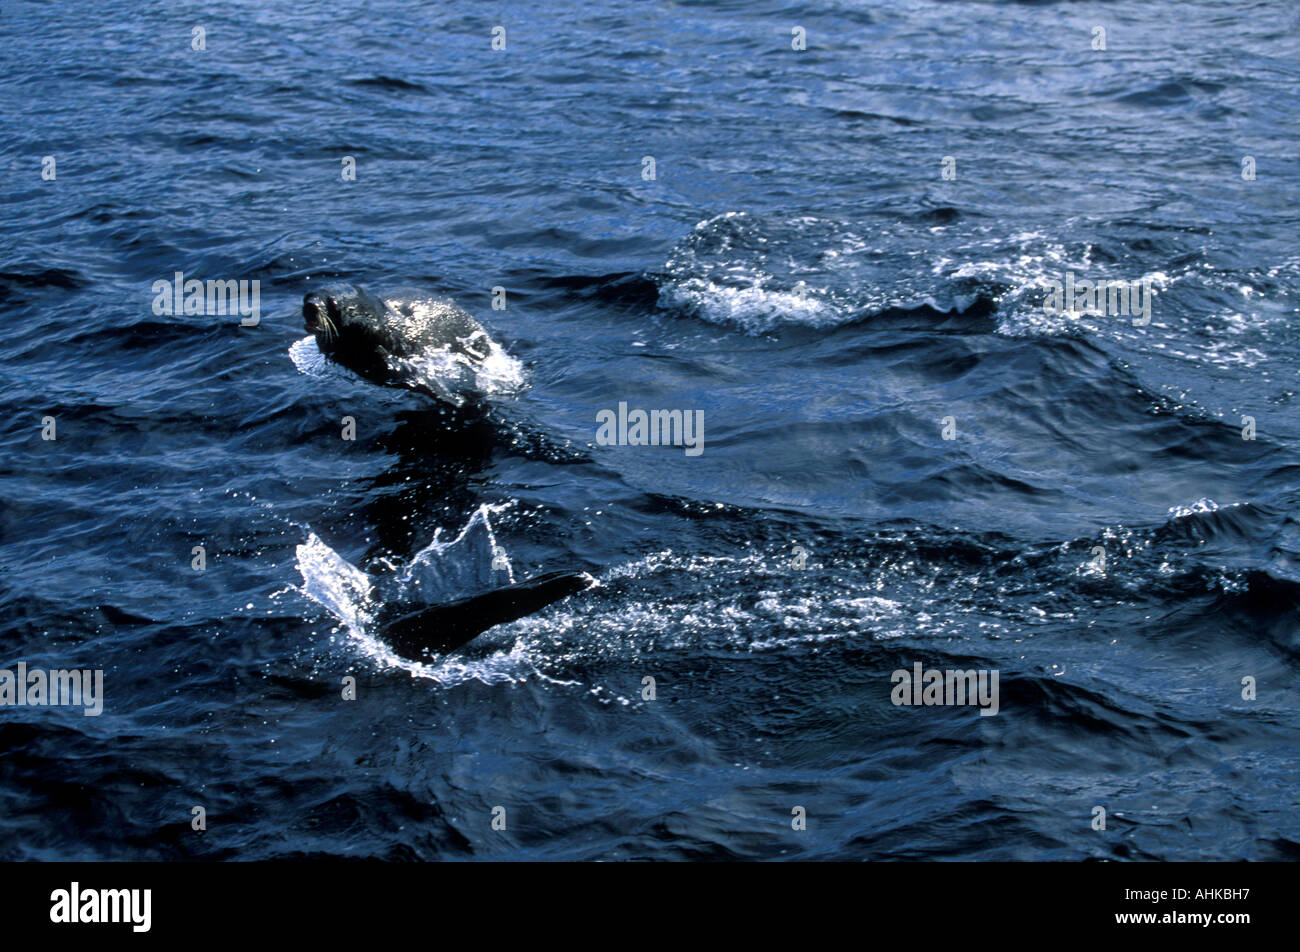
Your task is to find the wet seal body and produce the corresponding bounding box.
[303,284,496,404]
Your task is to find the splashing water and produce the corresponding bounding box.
[294,505,544,684]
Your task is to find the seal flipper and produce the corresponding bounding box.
[378,571,596,660]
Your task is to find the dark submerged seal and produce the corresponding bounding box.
[377,571,597,661]
[303,284,496,403]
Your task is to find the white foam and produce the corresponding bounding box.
[1167,498,1221,519]
[289,335,359,384]
[659,276,839,332]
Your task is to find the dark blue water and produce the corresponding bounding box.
[2,0,1299,860]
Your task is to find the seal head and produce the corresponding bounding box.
[302,284,499,403]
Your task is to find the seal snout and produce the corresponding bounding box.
[303,293,324,330]
[303,292,339,344]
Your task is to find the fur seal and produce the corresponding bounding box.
[302,284,499,405]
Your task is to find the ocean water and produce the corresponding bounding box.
[2,0,1298,860]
